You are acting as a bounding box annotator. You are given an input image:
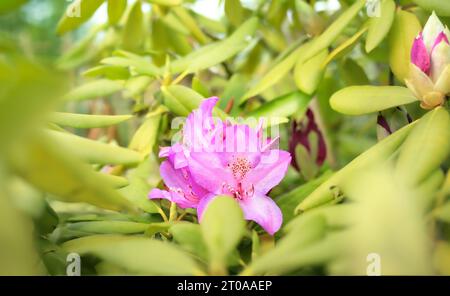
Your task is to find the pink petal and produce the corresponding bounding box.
[243,150,291,195]
[411,34,431,74]
[239,193,283,235]
[433,31,450,50]
[188,152,235,194]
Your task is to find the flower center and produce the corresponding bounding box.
[223,156,254,200]
[229,156,252,180]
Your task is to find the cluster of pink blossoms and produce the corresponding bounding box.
[149,97,291,235]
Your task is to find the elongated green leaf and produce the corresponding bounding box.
[172,6,209,44]
[122,1,144,51]
[295,122,415,213]
[129,107,165,156]
[108,0,127,25]
[324,26,368,66]
[64,79,123,101]
[96,173,129,188]
[46,130,142,165]
[248,91,312,119]
[225,0,245,27]
[366,0,395,52]
[201,196,245,274]
[57,0,105,35]
[412,0,450,17]
[241,0,365,102]
[66,221,151,234]
[62,235,201,275]
[389,10,421,82]
[49,113,132,129]
[9,135,135,212]
[161,85,202,116]
[330,86,418,115]
[167,17,258,74]
[83,65,130,80]
[396,107,450,185]
[294,50,328,95]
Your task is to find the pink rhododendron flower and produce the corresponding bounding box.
[406,12,450,109]
[149,97,291,235]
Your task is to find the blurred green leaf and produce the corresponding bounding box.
[365,0,395,53]
[47,130,143,165]
[201,196,245,274]
[248,91,312,119]
[122,0,145,51]
[9,135,135,212]
[0,0,28,14]
[412,0,450,16]
[65,221,151,234]
[62,235,202,275]
[49,113,133,129]
[64,79,123,101]
[170,223,208,261]
[388,10,421,82]
[294,50,328,95]
[296,122,415,212]
[57,0,105,35]
[330,86,417,115]
[108,0,127,25]
[396,107,450,185]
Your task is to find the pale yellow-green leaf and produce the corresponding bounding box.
[412,0,450,16]
[64,79,123,101]
[56,0,105,35]
[396,107,450,185]
[388,10,421,82]
[294,49,328,94]
[49,113,133,129]
[62,235,201,275]
[365,0,395,53]
[330,86,418,115]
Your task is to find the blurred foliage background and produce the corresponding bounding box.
[0,0,449,275]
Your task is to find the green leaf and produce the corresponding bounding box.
[388,10,422,82]
[62,235,202,275]
[46,130,143,165]
[83,65,130,80]
[167,17,258,74]
[56,0,105,35]
[122,0,145,51]
[412,0,450,17]
[66,221,151,234]
[161,85,203,116]
[242,215,327,275]
[107,0,127,25]
[338,59,370,86]
[0,58,67,154]
[9,135,135,212]
[49,113,132,129]
[324,26,368,66]
[295,122,415,213]
[294,49,328,95]
[170,223,208,261]
[396,107,450,185]
[241,0,366,102]
[276,171,333,225]
[0,0,28,14]
[172,6,209,44]
[201,196,245,274]
[330,86,418,115]
[247,91,312,119]
[435,202,450,223]
[118,156,161,213]
[128,107,164,156]
[366,0,395,53]
[64,79,123,101]
[144,0,183,6]
[225,0,245,27]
